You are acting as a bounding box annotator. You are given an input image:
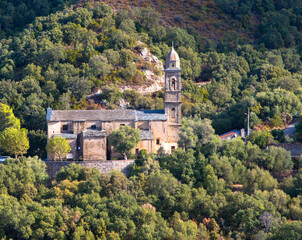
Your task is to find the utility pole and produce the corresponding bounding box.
[247,107,250,137]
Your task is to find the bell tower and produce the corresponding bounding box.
[164,43,182,125]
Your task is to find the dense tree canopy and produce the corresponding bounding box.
[0,1,302,239]
[0,138,299,240]
[0,1,301,138]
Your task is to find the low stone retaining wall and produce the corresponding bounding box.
[276,143,302,157]
[45,160,135,179]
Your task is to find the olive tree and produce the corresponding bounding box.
[109,125,140,160]
[0,128,29,158]
[46,136,71,161]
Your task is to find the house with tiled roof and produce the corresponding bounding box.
[219,129,245,142]
[46,45,182,161]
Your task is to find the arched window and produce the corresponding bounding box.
[171,108,176,119]
[171,63,175,68]
[171,79,176,90]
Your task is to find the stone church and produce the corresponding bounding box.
[46,46,182,161]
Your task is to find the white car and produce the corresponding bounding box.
[0,156,10,162]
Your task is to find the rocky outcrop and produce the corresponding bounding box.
[97,45,164,97]
[136,47,165,94]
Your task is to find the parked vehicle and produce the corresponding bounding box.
[0,156,10,162]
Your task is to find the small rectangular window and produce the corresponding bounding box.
[63,124,68,131]
[120,124,125,127]
[171,108,176,119]
[156,139,160,145]
[91,125,96,129]
[171,146,176,151]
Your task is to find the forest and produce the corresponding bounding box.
[0,140,301,239]
[1,0,302,239]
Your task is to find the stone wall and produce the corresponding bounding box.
[45,160,135,179]
[277,143,302,157]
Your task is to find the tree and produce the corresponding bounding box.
[256,89,302,119]
[20,92,47,130]
[0,103,20,132]
[88,55,113,78]
[92,3,113,18]
[58,91,71,110]
[109,126,140,160]
[65,76,92,100]
[56,162,101,183]
[203,164,225,195]
[109,30,134,50]
[72,7,93,28]
[103,49,120,66]
[178,48,201,80]
[178,117,215,150]
[46,136,71,161]
[27,130,47,159]
[99,84,122,106]
[159,148,196,185]
[267,221,302,240]
[119,63,137,80]
[182,80,208,104]
[166,27,197,51]
[170,212,198,240]
[0,156,49,199]
[271,114,283,127]
[149,26,166,43]
[0,128,29,158]
[209,83,232,108]
[135,7,161,30]
[244,166,278,193]
[119,19,136,34]
[263,146,293,172]
[248,129,273,149]
[178,125,198,150]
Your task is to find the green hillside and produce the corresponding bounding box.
[97,0,253,43]
[1,1,302,239]
[95,0,302,49]
[0,0,76,38]
[1,1,302,136]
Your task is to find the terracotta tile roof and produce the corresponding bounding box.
[196,81,211,86]
[219,130,240,139]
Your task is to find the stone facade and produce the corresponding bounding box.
[164,46,182,126]
[46,46,182,161]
